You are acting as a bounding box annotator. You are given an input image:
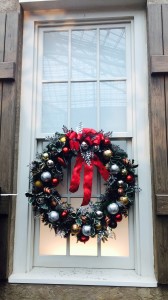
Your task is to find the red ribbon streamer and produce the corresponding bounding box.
[69,154,110,206]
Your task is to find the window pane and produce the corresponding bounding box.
[39,220,67,255]
[101,217,129,256]
[100,28,126,78]
[100,81,127,132]
[70,82,97,129]
[71,30,97,80]
[43,31,69,80]
[42,83,68,132]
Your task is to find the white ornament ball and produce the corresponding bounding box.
[107,203,119,215]
[41,171,52,182]
[111,164,120,174]
[47,159,54,168]
[82,225,92,236]
[96,210,104,219]
[81,141,89,151]
[48,211,59,222]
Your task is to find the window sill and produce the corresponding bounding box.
[9,268,157,287]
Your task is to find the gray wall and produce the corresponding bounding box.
[0,0,20,12]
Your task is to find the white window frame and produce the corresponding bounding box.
[34,21,134,269]
[9,4,157,287]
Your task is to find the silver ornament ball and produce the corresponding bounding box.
[96,210,104,219]
[93,145,99,152]
[48,211,59,222]
[81,141,89,151]
[107,203,119,215]
[117,180,124,187]
[111,164,120,174]
[47,159,54,168]
[82,225,92,236]
[41,171,52,182]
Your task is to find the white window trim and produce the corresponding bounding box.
[19,0,147,11]
[9,7,157,287]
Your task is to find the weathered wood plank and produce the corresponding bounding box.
[0,198,10,215]
[162,4,168,55]
[162,4,168,186]
[0,215,8,279]
[156,194,168,215]
[150,77,168,192]
[0,13,6,142]
[0,13,6,62]
[148,4,168,193]
[148,4,163,55]
[0,12,19,280]
[0,13,19,194]
[151,55,168,74]
[156,216,168,283]
[4,13,19,63]
[148,3,168,284]
[0,62,15,80]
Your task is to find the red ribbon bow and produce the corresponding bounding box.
[66,128,110,206]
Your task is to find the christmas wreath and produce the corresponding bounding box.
[26,125,138,243]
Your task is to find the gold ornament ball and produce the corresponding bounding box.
[42,153,49,160]
[71,224,81,235]
[121,168,128,176]
[95,222,102,231]
[103,149,113,160]
[60,136,66,143]
[105,163,110,170]
[34,180,43,188]
[119,196,129,205]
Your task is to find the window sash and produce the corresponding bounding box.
[33,139,134,268]
[36,23,132,138]
[32,20,134,268]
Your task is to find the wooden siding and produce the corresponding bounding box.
[148,3,168,283]
[0,2,167,286]
[0,12,19,280]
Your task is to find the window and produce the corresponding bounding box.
[10,6,156,286]
[34,23,132,269]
